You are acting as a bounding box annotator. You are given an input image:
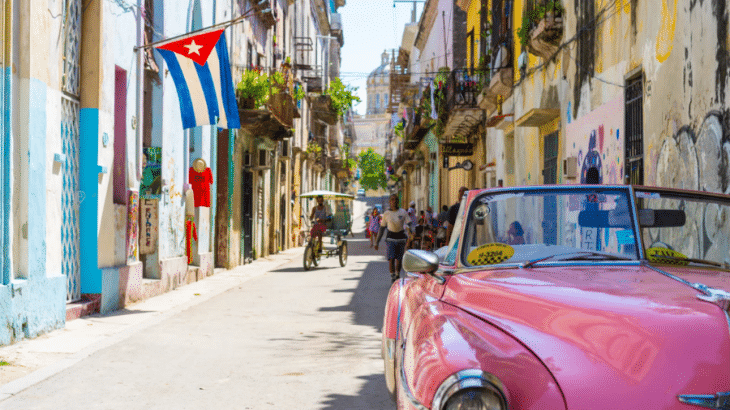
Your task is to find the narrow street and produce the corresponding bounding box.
[0,197,395,410]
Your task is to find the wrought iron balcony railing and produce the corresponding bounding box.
[446,68,486,113]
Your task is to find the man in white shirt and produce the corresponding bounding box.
[375,194,409,282]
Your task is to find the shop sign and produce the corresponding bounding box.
[442,143,474,157]
[140,198,159,255]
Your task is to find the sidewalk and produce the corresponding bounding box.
[0,248,303,402]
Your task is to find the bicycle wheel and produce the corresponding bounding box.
[339,241,348,267]
[303,245,314,271]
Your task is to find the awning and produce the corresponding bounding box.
[300,190,354,200]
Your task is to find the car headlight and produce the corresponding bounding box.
[442,388,504,410]
[432,370,507,410]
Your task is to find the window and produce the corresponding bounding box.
[543,131,559,184]
[247,41,253,68]
[375,94,380,110]
[625,74,644,185]
[505,133,515,174]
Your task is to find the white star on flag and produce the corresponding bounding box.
[155,28,240,130]
[184,40,203,55]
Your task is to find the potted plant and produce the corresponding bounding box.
[237,69,270,109]
[325,78,361,118]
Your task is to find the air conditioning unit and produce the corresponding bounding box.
[280,140,290,158]
[243,151,252,168]
[256,149,271,168]
[563,156,578,179]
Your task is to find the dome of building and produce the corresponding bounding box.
[367,50,391,84]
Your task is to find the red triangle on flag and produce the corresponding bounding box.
[156,29,225,66]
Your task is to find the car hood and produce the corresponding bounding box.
[443,264,730,410]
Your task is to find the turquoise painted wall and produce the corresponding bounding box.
[0,78,65,346]
[80,109,102,294]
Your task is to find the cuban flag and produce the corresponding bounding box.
[156,29,240,129]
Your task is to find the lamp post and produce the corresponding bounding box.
[448,159,474,172]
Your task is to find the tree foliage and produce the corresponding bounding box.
[357,148,386,191]
[326,78,361,118]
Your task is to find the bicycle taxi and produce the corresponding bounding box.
[300,190,353,270]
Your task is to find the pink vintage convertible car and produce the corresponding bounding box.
[382,185,730,410]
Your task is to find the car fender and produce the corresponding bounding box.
[399,301,566,410]
[382,278,407,401]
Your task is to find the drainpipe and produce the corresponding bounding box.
[226,0,235,267]
[136,0,144,184]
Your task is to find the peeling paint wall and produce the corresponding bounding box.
[486,0,730,194]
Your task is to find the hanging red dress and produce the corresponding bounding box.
[189,167,213,207]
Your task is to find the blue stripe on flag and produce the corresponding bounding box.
[216,34,240,129]
[157,48,196,129]
[194,61,220,125]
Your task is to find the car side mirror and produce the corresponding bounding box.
[403,250,439,275]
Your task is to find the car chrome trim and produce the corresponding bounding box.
[398,357,431,410]
[383,337,397,400]
[396,278,405,342]
[431,369,509,410]
[461,260,643,271]
[678,392,730,409]
[627,185,646,260]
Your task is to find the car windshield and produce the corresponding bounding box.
[636,189,730,268]
[462,188,640,267]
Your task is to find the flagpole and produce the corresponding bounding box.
[133,6,270,51]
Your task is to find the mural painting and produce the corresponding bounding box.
[566,96,625,184]
[127,190,139,262]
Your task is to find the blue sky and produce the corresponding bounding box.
[339,0,424,114]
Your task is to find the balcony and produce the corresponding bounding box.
[252,0,276,29]
[404,112,430,150]
[268,92,298,129]
[528,12,563,60]
[238,94,294,141]
[440,68,486,140]
[488,44,513,101]
[328,158,351,178]
[330,13,343,44]
[309,94,338,125]
[302,75,324,93]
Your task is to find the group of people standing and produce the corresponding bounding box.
[367,187,469,283]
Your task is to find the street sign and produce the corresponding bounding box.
[442,143,474,157]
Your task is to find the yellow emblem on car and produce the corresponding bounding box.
[467,243,515,265]
[646,247,689,266]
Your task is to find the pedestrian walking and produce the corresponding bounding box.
[407,201,418,233]
[368,207,381,247]
[375,194,409,282]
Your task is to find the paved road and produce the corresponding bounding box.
[0,197,395,410]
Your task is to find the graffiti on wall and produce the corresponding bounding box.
[566,96,624,184]
[642,111,730,264]
[653,111,730,194]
